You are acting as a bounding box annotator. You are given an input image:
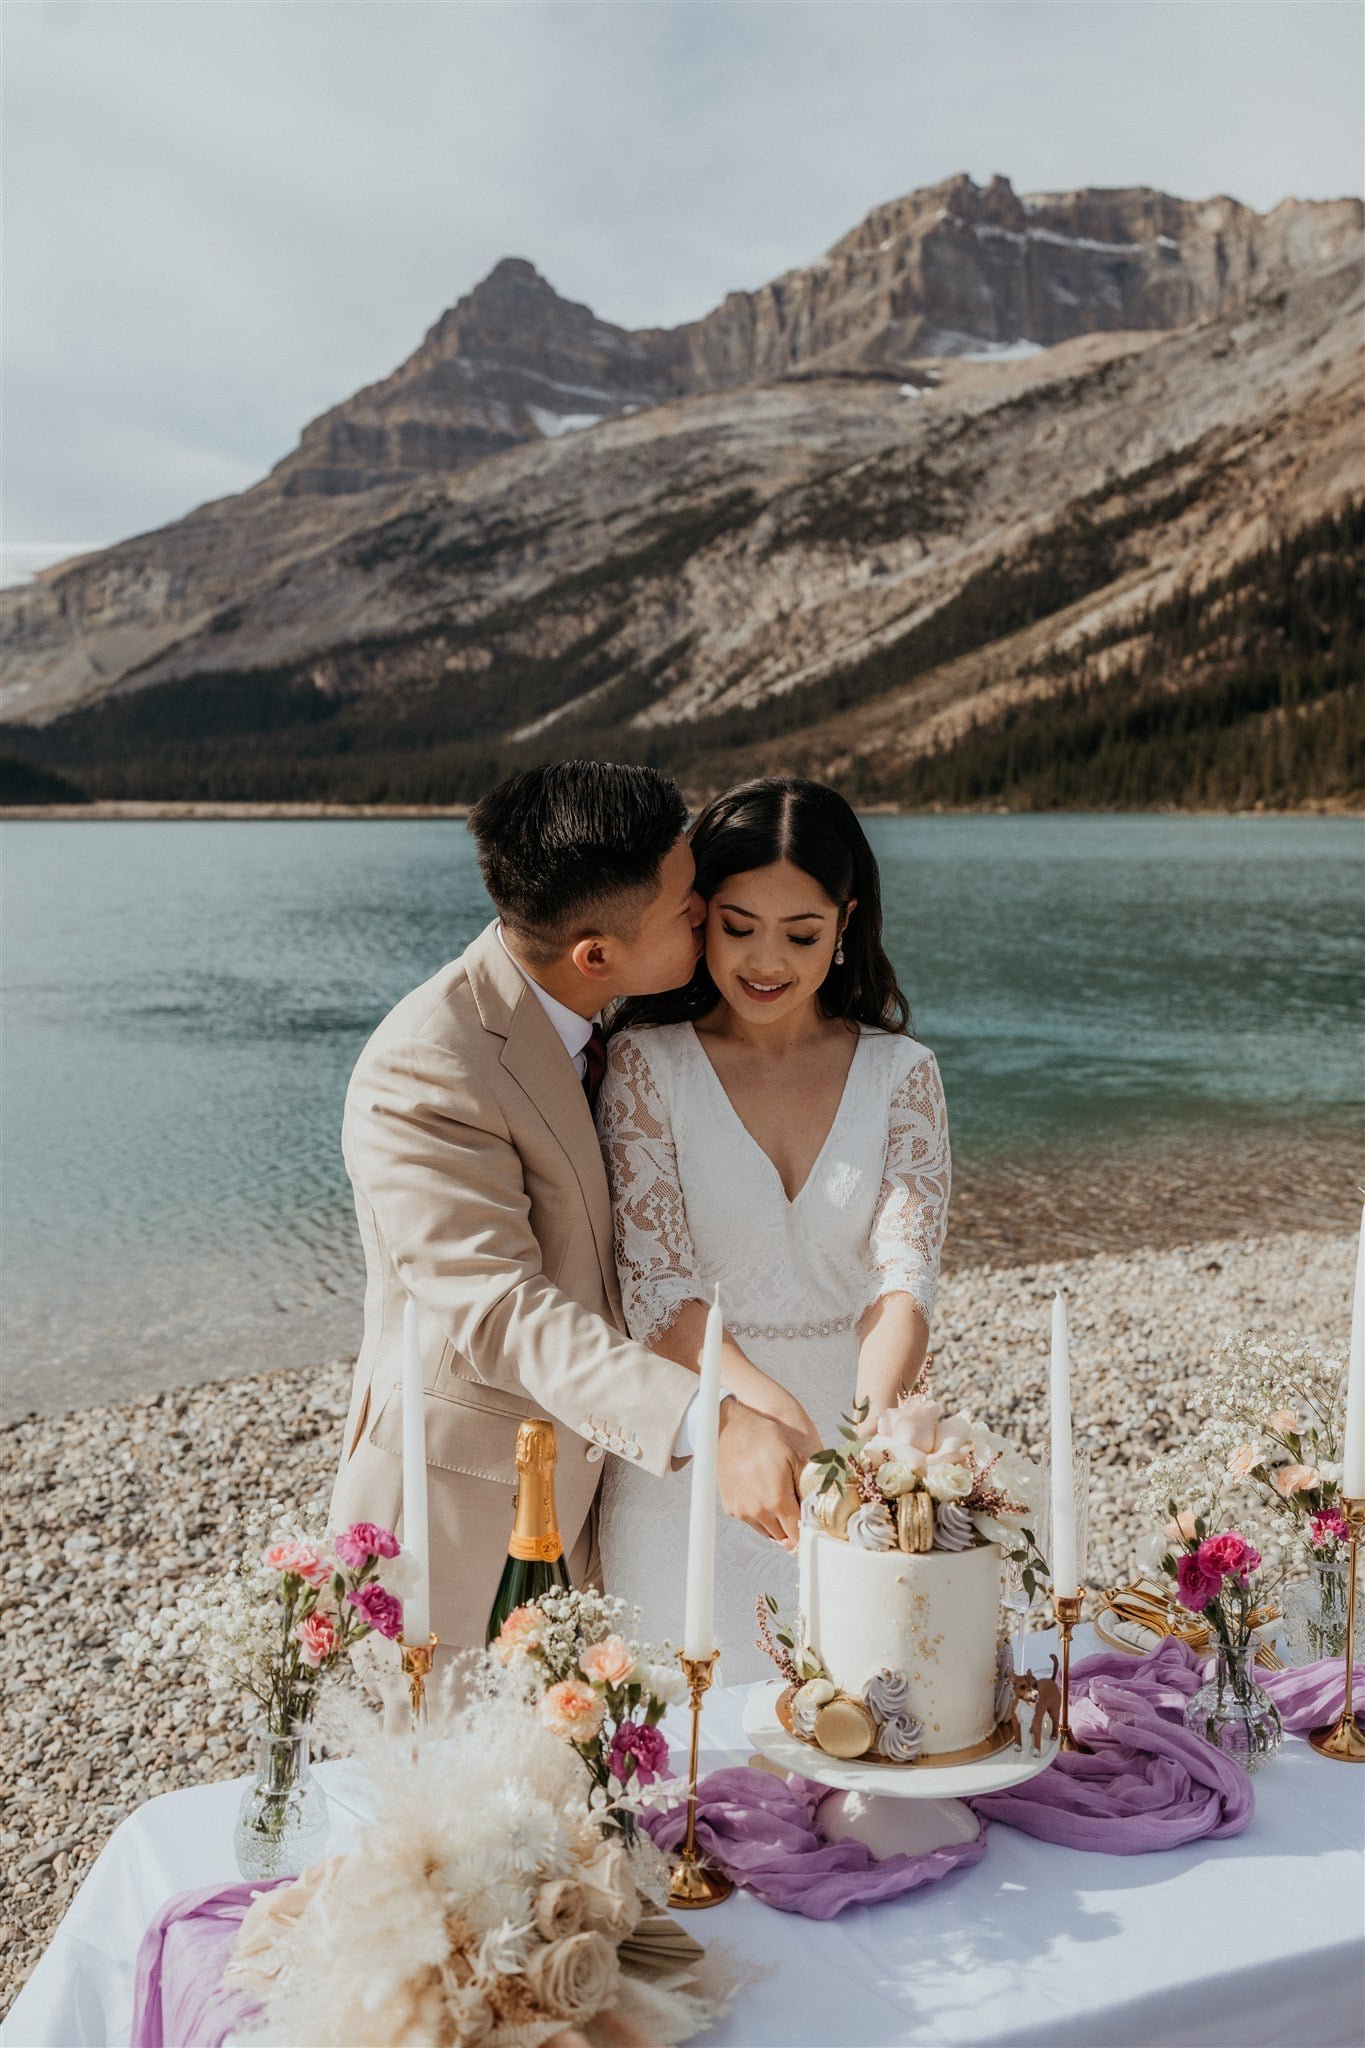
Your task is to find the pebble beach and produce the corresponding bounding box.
[2,1223,1357,2010]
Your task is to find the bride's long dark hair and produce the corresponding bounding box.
[611,777,911,1037]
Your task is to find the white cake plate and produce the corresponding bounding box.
[742,1680,1060,1859]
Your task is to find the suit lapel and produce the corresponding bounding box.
[465,924,617,1302]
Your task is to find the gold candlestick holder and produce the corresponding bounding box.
[1309,1496,1365,1762]
[398,1633,437,1731]
[1053,1591,1092,1753]
[666,1650,733,1909]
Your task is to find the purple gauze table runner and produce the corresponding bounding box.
[131,1648,1365,2043]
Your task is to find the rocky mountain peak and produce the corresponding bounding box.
[243,172,1364,498]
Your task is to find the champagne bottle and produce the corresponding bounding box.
[485,1418,571,1644]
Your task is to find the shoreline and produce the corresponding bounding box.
[2,800,1361,823]
[1,1223,1355,2007]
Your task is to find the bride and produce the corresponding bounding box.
[595,777,951,1680]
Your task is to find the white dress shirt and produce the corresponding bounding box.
[495,924,722,1458]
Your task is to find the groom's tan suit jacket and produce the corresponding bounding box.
[330,920,698,1650]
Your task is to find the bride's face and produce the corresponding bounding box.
[704,858,850,1026]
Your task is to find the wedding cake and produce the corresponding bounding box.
[761,1395,1042,1765]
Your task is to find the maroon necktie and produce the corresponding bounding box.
[582,1024,608,1106]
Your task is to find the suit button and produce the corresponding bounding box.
[627,1442,642,1460]
[585,1443,605,1463]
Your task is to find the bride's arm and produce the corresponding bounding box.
[647,1300,819,1450]
[856,1048,952,1424]
[597,1035,818,1449]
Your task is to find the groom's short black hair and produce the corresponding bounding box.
[469,761,688,961]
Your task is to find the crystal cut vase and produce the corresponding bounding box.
[233,1724,330,1881]
[1182,1640,1283,1774]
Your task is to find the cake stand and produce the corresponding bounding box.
[742,1680,1060,1858]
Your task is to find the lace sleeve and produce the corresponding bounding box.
[597,1033,705,1348]
[861,1047,952,1330]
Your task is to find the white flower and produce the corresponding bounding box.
[638,1659,686,1706]
[472,1917,532,1981]
[877,1456,925,1497]
[925,1460,973,1502]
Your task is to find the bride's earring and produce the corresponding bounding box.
[834,938,846,966]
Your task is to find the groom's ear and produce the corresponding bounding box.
[569,934,615,984]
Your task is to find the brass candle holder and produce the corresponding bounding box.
[1309,1495,1365,1762]
[398,1633,437,1732]
[1053,1591,1093,1753]
[666,1650,733,1909]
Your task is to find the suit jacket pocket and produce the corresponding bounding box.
[367,1382,526,1485]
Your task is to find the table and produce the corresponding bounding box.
[4,1629,1363,2048]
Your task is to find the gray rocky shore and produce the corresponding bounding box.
[1,1226,1355,2014]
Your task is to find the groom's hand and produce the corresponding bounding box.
[715,1402,809,1550]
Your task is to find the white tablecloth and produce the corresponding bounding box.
[5,1628,1363,2048]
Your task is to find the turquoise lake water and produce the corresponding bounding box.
[2,815,1361,1415]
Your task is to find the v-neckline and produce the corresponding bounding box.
[687,1021,866,1208]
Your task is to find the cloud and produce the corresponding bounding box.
[3,0,1362,581]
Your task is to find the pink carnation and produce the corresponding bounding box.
[1267,1409,1301,1434]
[295,1612,338,1668]
[1175,1550,1224,1613]
[346,1582,404,1640]
[263,1541,332,1589]
[607,1720,670,1787]
[333,1522,401,1572]
[1198,1532,1260,1581]
[1226,1445,1262,1480]
[1311,1509,1350,1549]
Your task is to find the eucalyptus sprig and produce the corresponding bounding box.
[805,1395,872,1496]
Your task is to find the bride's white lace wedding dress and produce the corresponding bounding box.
[595,1020,951,1682]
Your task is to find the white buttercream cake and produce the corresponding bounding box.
[797,1524,1004,1755]
[760,1393,1039,1766]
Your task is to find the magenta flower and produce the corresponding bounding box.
[347,1582,404,1640]
[1175,1550,1224,1613]
[1198,1532,1260,1581]
[334,1522,401,1572]
[607,1720,670,1787]
[1311,1509,1350,1550]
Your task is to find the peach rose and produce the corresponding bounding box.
[1272,1463,1321,1498]
[539,1679,606,1743]
[525,1930,620,2024]
[1164,1510,1200,1542]
[1227,1445,1262,1480]
[495,1603,544,1663]
[579,1635,636,1688]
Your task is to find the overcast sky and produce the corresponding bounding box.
[3,0,1361,586]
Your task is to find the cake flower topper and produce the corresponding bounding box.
[796,1393,1051,1586]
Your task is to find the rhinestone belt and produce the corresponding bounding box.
[729,1313,855,1342]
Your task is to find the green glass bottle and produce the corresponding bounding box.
[485,1418,571,1644]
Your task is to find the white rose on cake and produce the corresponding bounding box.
[924,1458,973,1502]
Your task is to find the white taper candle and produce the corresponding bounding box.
[1050,1291,1079,1598]
[401,1293,432,1643]
[683,1285,724,1659]
[1343,1206,1365,1500]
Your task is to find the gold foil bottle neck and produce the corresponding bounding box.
[515,1418,558,1470]
[509,1419,563,1561]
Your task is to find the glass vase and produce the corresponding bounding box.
[234,1724,329,1881]
[1281,1558,1362,1666]
[1182,1640,1283,1774]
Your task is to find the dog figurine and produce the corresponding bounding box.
[1007,1657,1063,1752]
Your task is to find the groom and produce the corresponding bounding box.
[330,760,808,1652]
